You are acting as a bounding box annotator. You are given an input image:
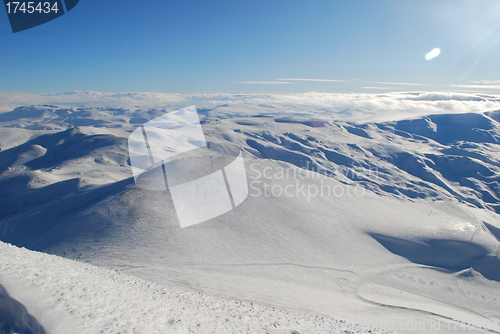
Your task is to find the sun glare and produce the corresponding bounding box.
[425,48,441,61]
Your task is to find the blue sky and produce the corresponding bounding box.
[1,0,500,94]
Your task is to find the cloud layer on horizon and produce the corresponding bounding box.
[1,90,500,122]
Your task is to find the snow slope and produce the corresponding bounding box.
[0,241,387,334]
[1,95,500,333]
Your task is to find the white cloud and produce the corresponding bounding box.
[1,91,500,123]
[469,80,500,84]
[237,81,292,84]
[276,78,347,82]
[375,82,426,86]
[451,84,500,90]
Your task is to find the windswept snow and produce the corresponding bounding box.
[0,283,46,334]
[0,242,388,334]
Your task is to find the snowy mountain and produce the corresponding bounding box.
[1,94,500,333]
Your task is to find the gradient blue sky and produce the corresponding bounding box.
[1,0,500,94]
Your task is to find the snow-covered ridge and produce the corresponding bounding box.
[0,241,387,334]
[2,102,500,333]
[2,105,500,240]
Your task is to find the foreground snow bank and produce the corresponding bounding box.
[0,284,46,334]
[0,242,388,334]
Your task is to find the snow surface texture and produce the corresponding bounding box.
[1,93,500,333]
[0,242,387,334]
[0,283,46,334]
